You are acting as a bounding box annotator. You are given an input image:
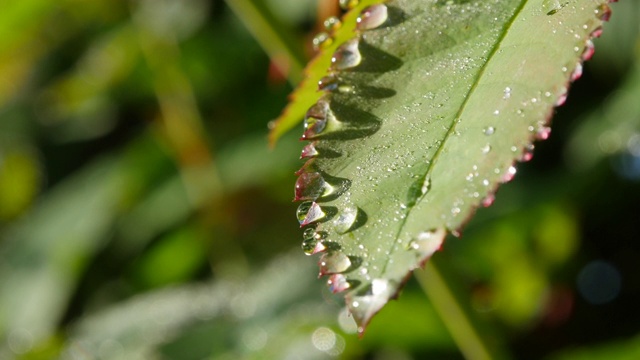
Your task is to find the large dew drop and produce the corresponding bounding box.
[347,279,396,334]
[297,201,326,226]
[302,228,326,255]
[542,0,566,15]
[301,99,343,140]
[356,4,388,31]
[331,38,362,71]
[319,252,352,275]
[408,228,445,259]
[594,4,611,21]
[295,172,335,201]
[328,274,351,293]
[300,143,319,159]
[334,206,359,234]
[302,100,329,140]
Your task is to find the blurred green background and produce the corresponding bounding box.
[0,0,639,359]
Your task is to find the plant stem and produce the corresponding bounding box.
[224,0,306,85]
[415,260,510,360]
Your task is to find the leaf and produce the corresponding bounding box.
[288,0,611,334]
[268,0,386,145]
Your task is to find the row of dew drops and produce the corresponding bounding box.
[462,0,613,215]
[293,0,613,330]
[294,1,390,300]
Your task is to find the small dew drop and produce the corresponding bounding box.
[493,110,500,116]
[371,278,390,296]
[302,228,326,256]
[482,193,496,207]
[328,274,351,293]
[570,63,583,82]
[408,229,445,258]
[555,88,568,106]
[318,75,338,92]
[503,87,512,99]
[520,144,535,162]
[536,126,552,140]
[590,26,604,38]
[323,16,342,31]
[484,126,495,136]
[482,144,492,154]
[501,166,517,183]
[339,0,359,11]
[582,40,595,61]
[543,0,566,15]
[312,32,332,51]
[301,143,319,159]
[319,252,352,275]
[297,201,326,226]
[331,38,362,70]
[356,4,388,31]
[594,4,611,21]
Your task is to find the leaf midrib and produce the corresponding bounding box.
[381,0,529,275]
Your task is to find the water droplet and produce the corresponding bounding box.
[295,172,335,201]
[371,278,390,295]
[318,75,338,91]
[570,63,583,82]
[543,0,566,15]
[356,4,388,31]
[328,274,351,293]
[555,88,568,106]
[323,16,342,31]
[484,127,495,136]
[501,166,517,183]
[295,159,317,176]
[301,143,319,159]
[481,194,495,207]
[331,38,361,70]
[319,252,352,275]
[346,280,395,332]
[482,179,490,186]
[339,0,359,11]
[297,201,326,226]
[581,39,595,61]
[503,87,512,99]
[493,110,500,116]
[482,144,492,154]
[594,4,611,21]
[312,32,332,51]
[590,26,603,38]
[520,144,535,162]
[302,228,326,255]
[536,126,552,140]
[301,100,339,140]
[408,228,445,259]
[334,206,358,234]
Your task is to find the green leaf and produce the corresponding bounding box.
[289,0,610,333]
[268,0,385,145]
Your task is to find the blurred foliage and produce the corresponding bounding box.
[0,0,639,359]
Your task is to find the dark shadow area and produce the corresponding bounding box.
[355,85,397,99]
[352,40,403,74]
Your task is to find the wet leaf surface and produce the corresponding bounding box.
[286,0,611,333]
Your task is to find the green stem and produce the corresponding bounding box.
[224,0,306,85]
[415,260,510,360]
